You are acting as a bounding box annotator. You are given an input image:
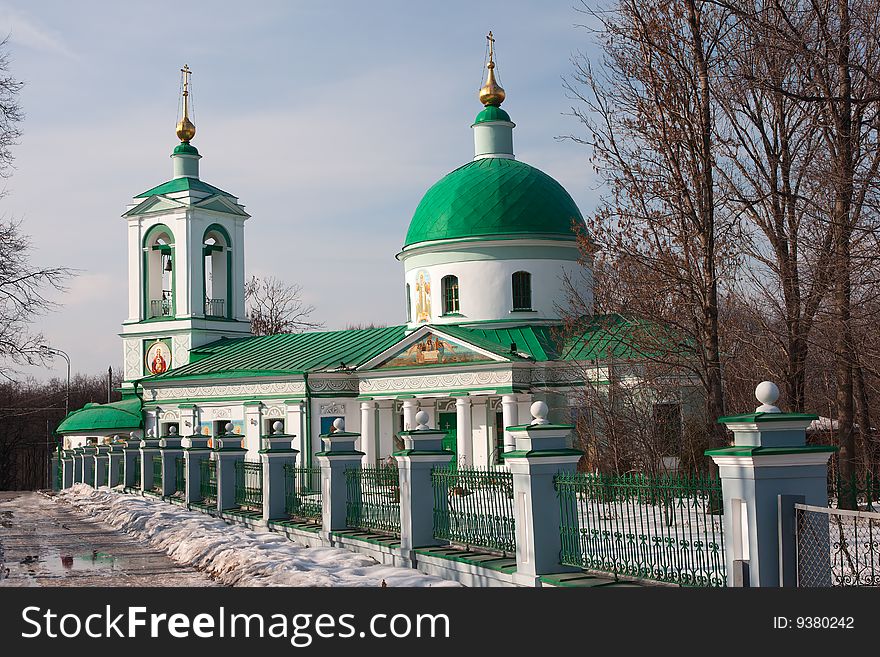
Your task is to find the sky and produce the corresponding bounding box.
[0,0,602,382]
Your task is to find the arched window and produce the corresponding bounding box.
[203,225,232,318]
[512,271,532,311]
[441,275,460,315]
[405,283,412,322]
[143,225,175,318]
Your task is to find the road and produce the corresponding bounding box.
[0,491,218,587]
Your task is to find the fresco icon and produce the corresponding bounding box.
[145,339,172,375]
[414,270,431,323]
[379,333,490,368]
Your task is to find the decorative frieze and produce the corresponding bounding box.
[145,380,307,402]
[360,369,514,394]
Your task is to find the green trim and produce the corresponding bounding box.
[242,401,263,407]
[705,445,837,457]
[718,412,819,424]
[314,450,365,457]
[392,449,453,457]
[136,176,235,199]
[319,431,361,438]
[503,448,583,459]
[257,448,299,454]
[398,429,446,437]
[507,424,575,432]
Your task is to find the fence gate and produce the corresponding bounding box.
[796,503,880,587]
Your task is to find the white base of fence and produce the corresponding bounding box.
[414,553,520,587]
[112,489,639,588]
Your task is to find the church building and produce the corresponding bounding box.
[58,38,648,469]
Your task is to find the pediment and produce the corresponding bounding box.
[193,194,250,217]
[123,195,187,217]
[359,326,507,371]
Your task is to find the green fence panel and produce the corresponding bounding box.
[199,459,216,504]
[175,456,185,494]
[152,454,162,491]
[554,471,726,587]
[234,460,263,511]
[432,465,515,555]
[133,455,141,488]
[283,464,322,522]
[345,464,400,536]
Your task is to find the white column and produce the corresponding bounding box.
[376,400,395,460]
[402,398,419,432]
[360,400,376,466]
[455,396,472,466]
[470,397,490,467]
[501,394,519,453]
[285,400,306,459]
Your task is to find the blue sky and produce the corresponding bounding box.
[0,1,601,381]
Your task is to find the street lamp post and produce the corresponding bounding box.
[42,346,71,489]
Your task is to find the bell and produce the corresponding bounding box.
[164,257,173,272]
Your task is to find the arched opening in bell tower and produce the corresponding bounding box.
[203,224,232,318]
[143,224,175,319]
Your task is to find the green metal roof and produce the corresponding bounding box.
[403,158,585,248]
[473,105,511,124]
[148,325,410,381]
[136,176,234,199]
[57,398,143,434]
[142,317,657,384]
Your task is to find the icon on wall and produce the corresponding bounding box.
[145,339,172,375]
[415,270,431,323]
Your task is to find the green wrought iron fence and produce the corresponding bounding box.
[116,458,124,486]
[283,464,322,522]
[133,455,141,488]
[99,462,108,487]
[555,471,726,587]
[151,454,162,491]
[235,460,263,511]
[828,470,880,511]
[345,464,400,536]
[200,458,217,504]
[432,465,515,554]
[175,457,185,495]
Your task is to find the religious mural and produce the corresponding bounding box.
[144,339,172,375]
[378,333,491,368]
[414,270,431,322]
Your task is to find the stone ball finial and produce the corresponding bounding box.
[169,425,177,435]
[130,431,137,440]
[530,401,550,425]
[225,422,234,434]
[415,410,430,430]
[755,381,781,413]
[333,417,345,432]
[273,420,284,434]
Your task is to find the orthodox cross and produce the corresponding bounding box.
[487,31,495,64]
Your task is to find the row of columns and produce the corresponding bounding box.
[357,393,526,467]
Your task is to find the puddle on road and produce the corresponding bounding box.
[41,551,121,575]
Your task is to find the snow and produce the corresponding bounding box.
[56,485,460,587]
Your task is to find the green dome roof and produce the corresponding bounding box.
[474,105,511,124]
[404,157,584,248]
[56,398,143,434]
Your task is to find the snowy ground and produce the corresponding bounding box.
[57,485,459,587]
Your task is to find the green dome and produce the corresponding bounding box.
[404,157,584,248]
[474,105,511,124]
[173,141,199,156]
[57,398,143,434]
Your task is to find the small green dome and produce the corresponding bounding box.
[474,105,511,124]
[404,158,584,248]
[173,141,199,156]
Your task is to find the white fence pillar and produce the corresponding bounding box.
[316,418,363,539]
[707,382,835,587]
[160,427,184,497]
[214,423,246,512]
[261,421,299,521]
[506,401,582,586]
[183,434,212,505]
[454,396,472,467]
[397,410,454,559]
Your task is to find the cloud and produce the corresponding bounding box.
[0,6,77,59]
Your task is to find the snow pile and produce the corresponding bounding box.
[56,485,459,587]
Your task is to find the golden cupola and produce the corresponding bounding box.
[176,64,196,142]
[478,31,506,107]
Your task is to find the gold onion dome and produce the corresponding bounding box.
[176,64,196,142]
[478,31,505,107]
[176,115,196,142]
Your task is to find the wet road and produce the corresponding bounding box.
[0,491,219,587]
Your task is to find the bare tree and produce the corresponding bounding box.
[245,275,324,336]
[565,0,735,447]
[0,39,71,379]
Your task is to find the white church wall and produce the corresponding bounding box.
[403,248,592,325]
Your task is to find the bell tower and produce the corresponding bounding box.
[119,65,251,394]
